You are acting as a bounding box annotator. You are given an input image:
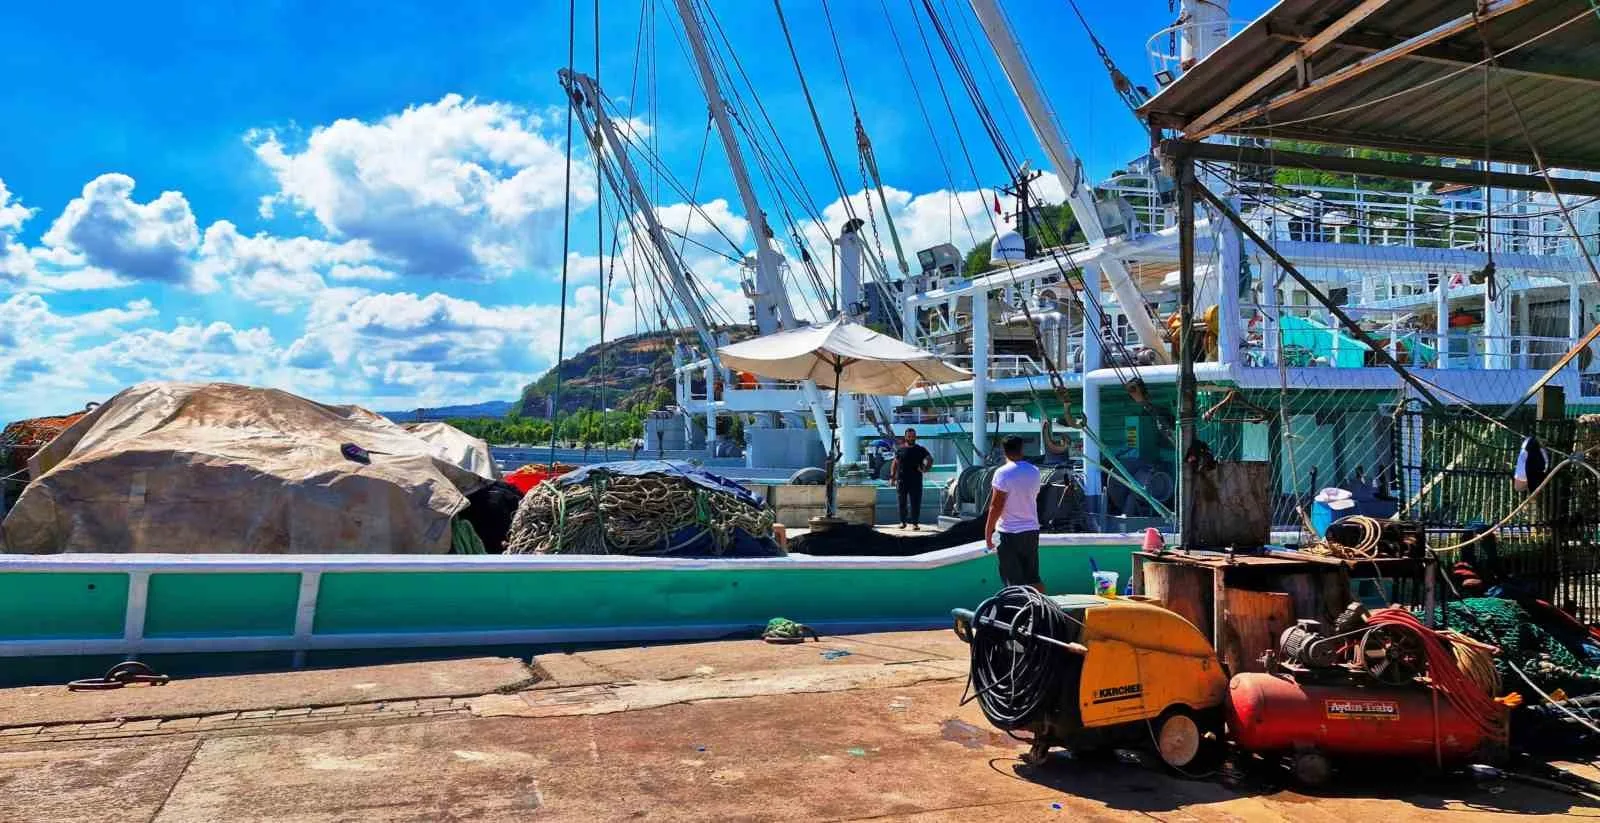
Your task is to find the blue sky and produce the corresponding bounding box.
[0,0,1268,419]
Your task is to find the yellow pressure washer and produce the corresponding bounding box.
[953,587,1227,770]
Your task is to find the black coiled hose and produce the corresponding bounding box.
[964,586,1079,730]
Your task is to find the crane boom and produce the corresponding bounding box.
[965,0,1172,363]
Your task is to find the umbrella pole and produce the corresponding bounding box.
[826,360,842,519]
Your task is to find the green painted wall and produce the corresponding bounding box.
[0,573,126,640]
[144,573,301,638]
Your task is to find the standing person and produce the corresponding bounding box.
[889,428,933,530]
[985,436,1043,591]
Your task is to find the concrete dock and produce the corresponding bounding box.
[1,630,1595,822]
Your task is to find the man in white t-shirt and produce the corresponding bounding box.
[985,436,1043,591]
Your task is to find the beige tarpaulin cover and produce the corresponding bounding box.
[403,422,501,481]
[2,382,487,554]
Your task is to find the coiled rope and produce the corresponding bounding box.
[1311,514,1384,559]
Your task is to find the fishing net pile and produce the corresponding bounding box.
[1422,597,1600,698]
[503,460,782,557]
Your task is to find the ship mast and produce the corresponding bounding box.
[669,0,833,446]
[561,70,723,367]
[670,0,793,334]
[965,0,1172,364]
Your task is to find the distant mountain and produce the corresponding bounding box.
[517,327,755,418]
[379,399,518,421]
[380,327,754,423]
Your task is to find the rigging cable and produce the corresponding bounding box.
[1062,0,1149,114]
[824,0,913,306]
[703,0,885,308]
[878,0,981,251]
[696,3,841,316]
[550,0,577,466]
[1473,16,1600,418]
[940,0,1030,149]
[912,0,1178,444]
[773,0,858,225]
[596,0,609,456]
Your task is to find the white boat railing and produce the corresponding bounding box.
[1239,303,1586,372]
[940,354,1049,381]
[1103,158,1597,257]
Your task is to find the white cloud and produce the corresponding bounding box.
[0,179,38,288]
[194,220,390,312]
[80,320,281,392]
[38,174,201,287]
[653,199,749,248]
[0,180,29,234]
[0,292,161,416]
[803,185,1007,267]
[250,93,593,281]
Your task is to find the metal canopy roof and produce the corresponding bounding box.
[1138,0,1600,171]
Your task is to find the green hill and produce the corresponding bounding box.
[517,327,753,418]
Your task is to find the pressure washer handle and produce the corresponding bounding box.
[951,608,976,643]
[949,607,1086,655]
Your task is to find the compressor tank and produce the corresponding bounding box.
[1227,673,1492,760]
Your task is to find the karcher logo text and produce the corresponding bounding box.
[1091,683,1143,704]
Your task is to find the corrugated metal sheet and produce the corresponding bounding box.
[1138,0,1600,170]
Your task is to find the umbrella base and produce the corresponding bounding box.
[806,516,850,533]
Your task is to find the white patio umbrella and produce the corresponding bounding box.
[718,318,969,522]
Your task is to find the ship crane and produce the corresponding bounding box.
[965,0,1174,364]
[670,0,834,452]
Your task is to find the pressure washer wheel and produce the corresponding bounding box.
[1022,739,1052,766]
[1153,707,1217,772]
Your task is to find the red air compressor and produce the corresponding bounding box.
[1226,607,1506,784]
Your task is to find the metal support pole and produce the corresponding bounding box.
[1516,291,1530,370]
[837,222,863,465]
[704,362,716,458]
[971,290,991,461]
[1437,276,1451,370]
[902,292,920,346]
[1176,151,1198,548]
[1217,207,1243,365]
[825,360,845,521]
[1569,279,1582,348]
[1486,280,1511,370]
[1082,302,1104,517]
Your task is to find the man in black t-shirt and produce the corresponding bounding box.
[890,428,933,530]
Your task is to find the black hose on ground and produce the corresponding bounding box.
[963,586,1080,731]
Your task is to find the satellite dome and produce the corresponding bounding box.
[990,229,1026,265]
